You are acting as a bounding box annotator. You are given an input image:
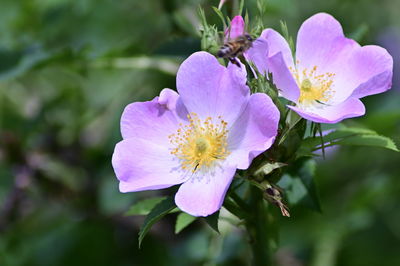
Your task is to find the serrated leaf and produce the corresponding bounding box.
[278,174,307,205]
[333,134,398,151]
[298,126,398,157]
[138,196,176,247]
[297,159,321,212]
[175,212,197,234]
[125,197,166,216]
[254,162,287,176]
[204,211,220,233]
[279,159,321,212]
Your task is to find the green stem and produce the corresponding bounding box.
[244,186,271,266]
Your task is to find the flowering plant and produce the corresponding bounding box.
[112,4,397,264]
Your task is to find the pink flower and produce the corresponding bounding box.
[249,13,393,123]
[224,15,245,41]
[112,52,280,216]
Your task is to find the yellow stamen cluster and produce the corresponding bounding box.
[168,113,230,173]
[290,63,335,106]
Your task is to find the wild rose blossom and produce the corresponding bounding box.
[112,52,279,216]
[249,13,393,123]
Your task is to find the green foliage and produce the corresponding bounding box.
[238,0,245,16]
[254,161,287,177]
[125,197,167,216]
[138,196,177,248]
[332,133,398,151]
[278,111,303,145]
[204,211,220,233]
[299,125,399,158]
[279,159,322,212]
[212,6,227,29]
[198,7,220,54]
[295,159,321,212]
[279,20,295,54]
[0,48,49,80]
[175,213,197,234]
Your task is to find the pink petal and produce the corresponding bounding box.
[112,138,187,192]
[175,163,237,216]
[288,97,365,124]
[225,15,245,41]
[245,37,269,75]
[176,51,250,125]
[227,93,280,169]
[262,29,294,69]
[296,13,359,74]
[267,52,300,102]
[346,45,393,99]
[121,88,188,145]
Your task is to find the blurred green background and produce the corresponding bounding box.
[0,0,399,265]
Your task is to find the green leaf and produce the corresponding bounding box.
[319,126,376,143]
[0,48,49,81]
[175,212,197,234]
[298,126,399,157]
[333,134,398,151]
[279,20,294,54]
[138,196,176,247]
[278,110,303,145]
[297,159,322,212]
[204,211,220,233]
[125,197,166,216]
[244,10,250,34]
[256,0,267,15]
[278,174,308,205]
[211,6,227,29]
[238,0,245,16]
[198,7,220,54]
[279,159,322,212]
[254,162,287,176]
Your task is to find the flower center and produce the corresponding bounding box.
[290,64,335,106]
[168,113,230,173]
